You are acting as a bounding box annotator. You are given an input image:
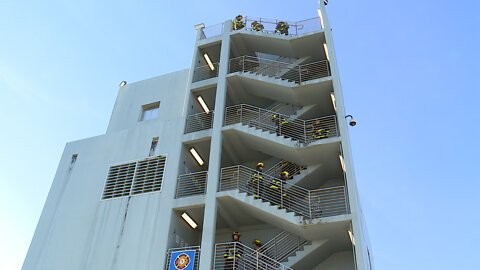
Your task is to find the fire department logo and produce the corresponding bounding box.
[174,253,191,269]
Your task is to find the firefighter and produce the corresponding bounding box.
[274,21,289,35]
[249,162,264,199]
[268,172,287,208]
[253,239,263,250]
[233,15,246,30]
[272,113,288,136]
[251,20,264,31]
[313,127,331,140]
[224,232,243,269]
[252,239,266,269]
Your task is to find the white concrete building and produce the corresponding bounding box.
[23,2,373,270]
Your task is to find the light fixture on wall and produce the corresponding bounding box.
[197,96,210,114]
[339,154,346,172]
[119,81,127,87]
[348,229,355,246]
[330,92,336,111]
[323,43,330,62]
[345,115,356,126]
[181,212,198,229]
[189,147,205,166]
[317,9,325,29]
[203,53,215,71]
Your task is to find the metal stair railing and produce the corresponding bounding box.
[219,165,348,219]
[240,16,322,36]
[165,246,201,270]
[224,104,338,145]
[184,111,214,134]
[193,63,219,82]
[201,22,224,39]
[176,171,208,198]
[214,241,293,270]
[229,55,330,84]
[259,231,310,262]
[265,160,307,179]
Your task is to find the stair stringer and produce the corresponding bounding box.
[216,190,351,240]
[289,104,317,120]
[222,124,341,166]
[284,239,330,269]
[288,164,321,186]
[226,73,334,107]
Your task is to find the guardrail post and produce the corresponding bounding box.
[308,190,312,219]
[280,180,283,209]
[303,121,307,144]
[240,104,243,124]
[242,56,245,72]
[298,66,302,83]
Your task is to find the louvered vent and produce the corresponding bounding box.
[131,156,166,195]
[102,162,136,199]
[101,155,167,200]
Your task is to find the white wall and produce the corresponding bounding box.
[23,70,190,270]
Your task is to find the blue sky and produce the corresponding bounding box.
[0,0,479,269]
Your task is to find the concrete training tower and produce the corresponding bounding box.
[23,2,374,269]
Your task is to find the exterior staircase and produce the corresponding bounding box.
[224,103,338,145]
[229,55,330,85]
[219,165,348,221]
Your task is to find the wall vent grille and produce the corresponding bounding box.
[101,155,166,200]
[131,156,166,195]
[102,162,136,199]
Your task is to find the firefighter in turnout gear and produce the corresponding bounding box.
[252,239,266,269]
[273,113,289,136]
[233,15,246,30]
[224,232,243,269]
[268,171,288,208]
[311,119,331,141]
[251,20,264,31]
[275,21,289,35]
[313,127,331,140]
[249,162,264,198]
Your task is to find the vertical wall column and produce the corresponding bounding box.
[156,28,206,270]
[198,20,232,270]
[318,1,368,269]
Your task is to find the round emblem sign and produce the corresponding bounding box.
[174,253,191,269]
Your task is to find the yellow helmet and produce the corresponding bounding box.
[257,162,264,167]
[236,15,243,20]
[232,231,241,236]
[253,239,262,246]
[281,171,289,177]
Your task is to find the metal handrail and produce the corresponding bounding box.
[224,104,338,145]
[193,63,219,82]
[219,165,348,219]
[259,231,309,262]
[229,55,330,84]
[265,160,306,179]
[201,22,224,39]
[238,16,322,36]
[176,171,208,198]
[184,111,214,134]
[214,241,293,270]
[165,246,201,270]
